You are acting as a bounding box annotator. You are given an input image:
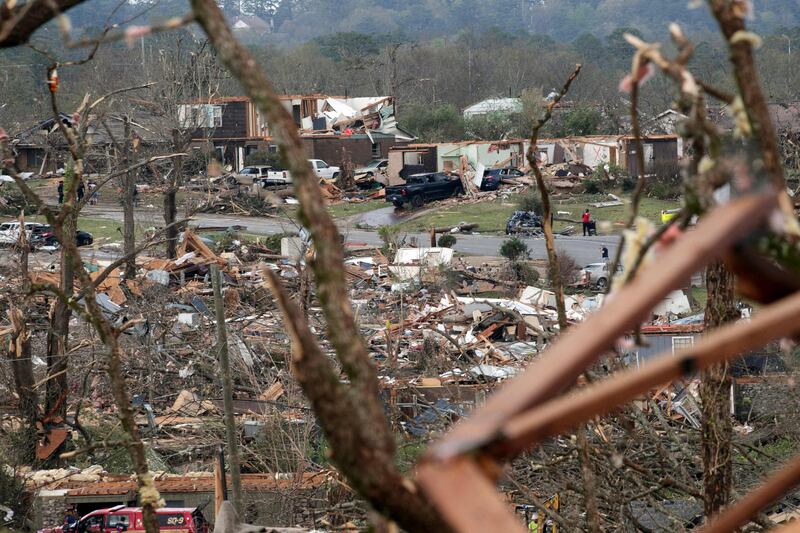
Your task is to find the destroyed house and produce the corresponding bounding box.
[385,134,680,183]
[180,94,414,171]
[557,134,682,176]
[386,139,531,183]
[11,113,167,174]
[628,322,705,368]
[33,472,327,529]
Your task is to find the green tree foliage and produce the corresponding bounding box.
[437,234,456,247]
[500,237,529,262]
[559,106,603,136]
[401,103,465,142]
[314,32,382,62]
[4,2,800,141]
[244,150,284,168]
[518,190,544,214]
[464,111,519,140]
[0,184,36,216]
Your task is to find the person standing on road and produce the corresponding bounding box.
[57,181,64,204]
[77,180,85,202]
[582,209,591,236]
[601,246,609,259]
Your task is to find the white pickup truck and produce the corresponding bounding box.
[233,165,292,187]
[308,159,340,181]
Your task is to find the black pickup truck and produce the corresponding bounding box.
[385,172,465,208]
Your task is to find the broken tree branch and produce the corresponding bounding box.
[263,269,448,532]
[525,64,581,331]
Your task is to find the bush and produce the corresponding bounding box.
[464,111,519,141]
[500,237,529,262]
[560,105,603,136]
[0,183,36,216]
[511,261,540,285]
[437,234,457,248]
[0,463,31,530]
[642,160,683,199]
[400,103,465,142]
[582,179,604,194]
[378,225,405,259]
[547,253,581,287]
[518,190,543,213]
[620,175,638,192]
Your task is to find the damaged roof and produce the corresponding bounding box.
[40,472,328,496]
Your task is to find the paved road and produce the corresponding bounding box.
[83,206,620,266]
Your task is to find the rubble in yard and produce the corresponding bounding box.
[0,212,750,531]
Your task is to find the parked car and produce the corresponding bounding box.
[505,211,543,235]
[0,221,48,246]
[579,262,622,290]
[309,159,340,181]
[30,224,53,247]
[232,165,291,187]
[40,230,94,248]
[259,169,292,187]
[354,159,388,178]
[481,167,525,191]
[385,172,465,209]
[38,505,209,533]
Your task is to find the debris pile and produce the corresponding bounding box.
[0,219,725,531]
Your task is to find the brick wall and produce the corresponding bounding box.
[35,490,69,530]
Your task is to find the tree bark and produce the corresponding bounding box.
[211,265,243,514]
[45,181,75,427]
[526,66,581,331]
[9,223,38,461]
[123,116,137,280]
[8,306,37,458]
[189,1,448,529]
[165,131,183,259]
[701,258,737,517]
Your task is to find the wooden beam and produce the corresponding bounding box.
[417,457,527,533]
[700,454,800,533]
[423,193,776,462]
[496,290,800,456]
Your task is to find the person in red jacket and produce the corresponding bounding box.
[582,209,591,236]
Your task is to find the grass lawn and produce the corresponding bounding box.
[691,286,708,312]
[552,194,681,233]
[27,215,130,244]
[396,197,517,233]
[75,217,128,243]
[395,192,682,235]
[279,200,385,221]
[327,200,385,219]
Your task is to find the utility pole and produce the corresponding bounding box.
[211,265,242,514]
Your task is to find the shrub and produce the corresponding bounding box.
[547,253,581,287]
[0,462,31,530]
[0,183,36,216]
[583,179,604,194]
[511,261,540,285]
[518,190,543,213]
[437,234,457,248]
[378,225,405,260]
[400,103,466,142]
[643,160,682,199]
[500,237,529,262]
[560,105,603,136]
[464,111,518,141]
[620,175,637,192]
